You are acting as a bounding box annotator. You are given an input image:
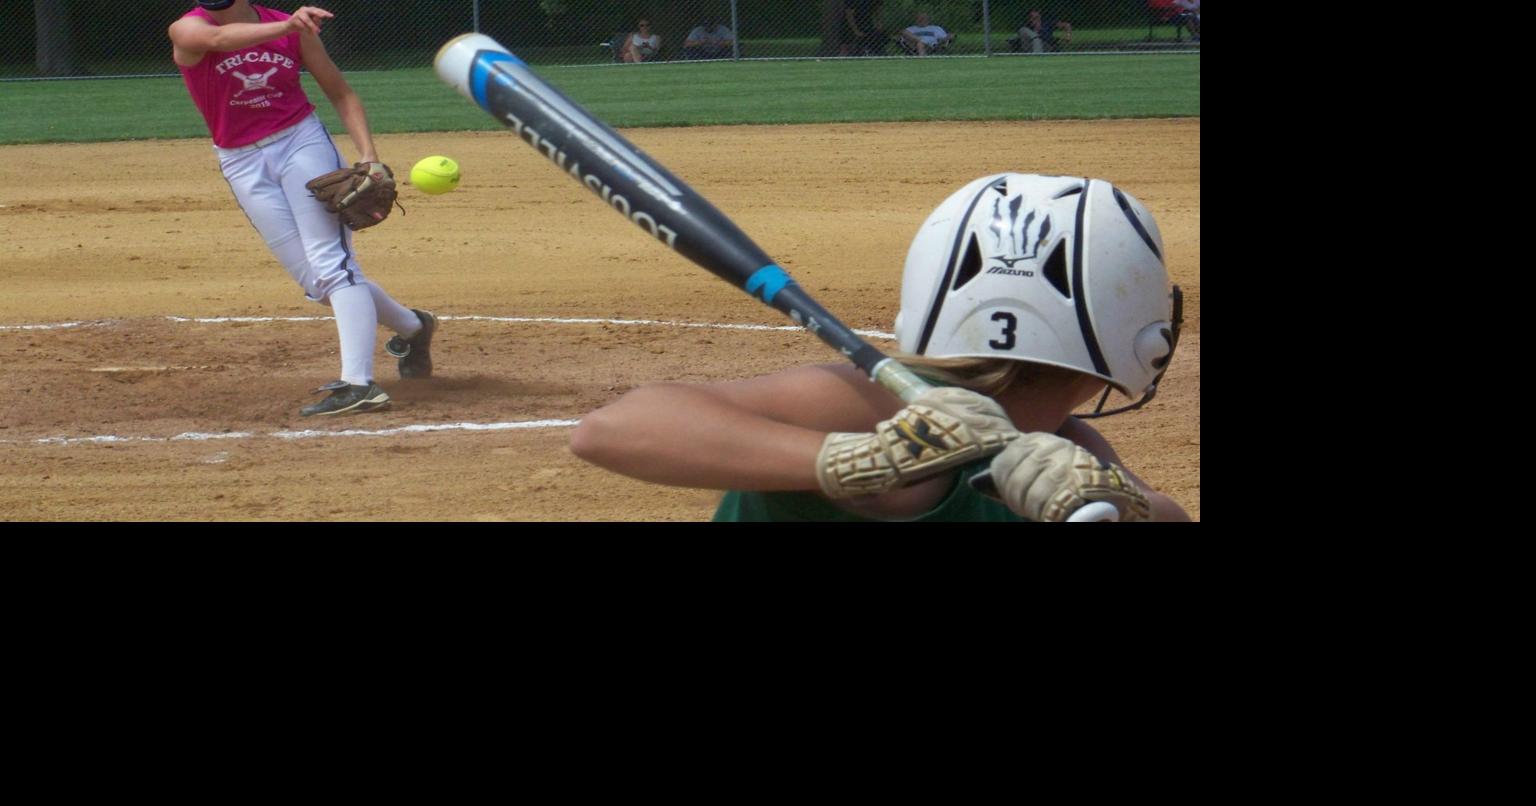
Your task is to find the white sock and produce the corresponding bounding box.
[369,282,423,337]
[329,284,378,386]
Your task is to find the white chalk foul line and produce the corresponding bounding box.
[7,419,581,448]
[0,321,106,332]
[446,315,897,340]
[161,314,897,341]
[4,315,896,340]
[165,315,330,324]
[270,419,580,440]
[26,431,255,447]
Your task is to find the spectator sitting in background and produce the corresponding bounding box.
[840,0,887,56]
[621,19,662,63]
[1013,9,1071,53]
[683,17,735,60]
[1173,0,1200,41]
[900,11,956,56]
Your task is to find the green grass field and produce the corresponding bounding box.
[0,54,1198,145]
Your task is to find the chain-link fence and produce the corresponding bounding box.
[2,1,1198,80]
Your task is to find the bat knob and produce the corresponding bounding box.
[1066,502,1120,523]
[969,472,1122,522]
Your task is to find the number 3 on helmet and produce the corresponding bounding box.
[894,173,1183,417]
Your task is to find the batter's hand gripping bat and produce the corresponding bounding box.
[433,34,1118,523]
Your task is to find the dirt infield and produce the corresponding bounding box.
[0,118,1199,521]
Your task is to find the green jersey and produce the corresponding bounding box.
[712,464,1025,523]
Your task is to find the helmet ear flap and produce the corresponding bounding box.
[1133,284,1184,386]
[1144,285,1184,375]
[1082,284,1180,418]
[1133,322,1175,383]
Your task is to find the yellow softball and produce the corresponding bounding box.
[410,156,461,195]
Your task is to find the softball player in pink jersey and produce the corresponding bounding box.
[170,1,436,417]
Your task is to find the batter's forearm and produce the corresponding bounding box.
[570,385,825,491]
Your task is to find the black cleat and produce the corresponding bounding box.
[300,380,391,417]
[385,309,436,380]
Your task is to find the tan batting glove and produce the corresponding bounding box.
[987,433,1152,522]
[816,387,1018,499]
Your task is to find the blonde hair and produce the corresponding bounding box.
[893,354,1083,398]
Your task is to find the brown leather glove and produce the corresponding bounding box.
[305,161,400,231]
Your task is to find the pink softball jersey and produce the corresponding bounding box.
[177,5,317,148]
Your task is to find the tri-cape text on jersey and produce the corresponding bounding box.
[212,50,297,76]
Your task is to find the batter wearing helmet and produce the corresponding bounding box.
[169,1,436,417]
[571,174,1191,522]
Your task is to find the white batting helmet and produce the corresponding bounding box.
[893,173,1183,417]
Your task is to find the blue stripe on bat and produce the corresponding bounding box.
[470,50,522,111]
[745,265,794,304]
